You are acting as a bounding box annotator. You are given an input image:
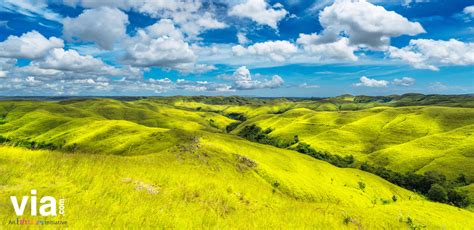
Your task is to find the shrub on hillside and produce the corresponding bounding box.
[428,184,448,202]
[421,171,446,193]
[447,189,470,208]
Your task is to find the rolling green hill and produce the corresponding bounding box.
[0,95,473,228]
[1,135,473,228]
[229,106,474,181]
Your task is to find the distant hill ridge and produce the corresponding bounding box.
[0,93,473,107]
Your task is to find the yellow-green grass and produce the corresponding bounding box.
[0,100,236,133]
[370,124,474,179]
[173,101,295,118]
[64,99,236,131]
[2,100,473,179]
[234,106,474,175]
[0,100,237,156]
[1,135,473,228]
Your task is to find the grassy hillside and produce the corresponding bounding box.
[0,96,473,228]
[1,137,473,228]
[230,106,474,180]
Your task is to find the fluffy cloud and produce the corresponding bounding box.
[31,48,120,75]
[354,76,389,87]
[231,66,252,81]
[143,19,184,40]
[232,41,297,62]
[127,37,196,68]
[297,34,358,61]
[63,7,129,50]
[0,30,64,59]
[291,0,425,63]
[229,0,288,29]
[319,0,425,50]
[389,39,474,71]
[408,39,474,65]
[4,47,142,81]
[354,76,415,88]
[124,19,197,71]
[63,0,225,37]
[464,5,474,17]
[226,66,284,90]
[388,46,437,70]
[392,77,415,86]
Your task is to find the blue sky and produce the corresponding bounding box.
[0,0,472,97]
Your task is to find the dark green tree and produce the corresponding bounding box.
[427,184,448,202]
[447,189,470,208]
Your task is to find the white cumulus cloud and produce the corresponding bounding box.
[32,48,119,75]
[226,66,284,90]
[0,30,64,59]
[297,34,358,61]
[389,39,474,71]
[229,0,288,29]
[319,0,425,50]
[123,19,198,71]
[63,7,129,50]
[354,76,389,87]
[63,0,225,37]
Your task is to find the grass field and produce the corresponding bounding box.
[230,106,474,180]
[0,95,473,228]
